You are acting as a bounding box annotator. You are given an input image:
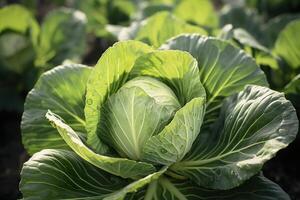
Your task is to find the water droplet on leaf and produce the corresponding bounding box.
[86,99,93,105]
[160,148,167,154]
[279,128,285,134]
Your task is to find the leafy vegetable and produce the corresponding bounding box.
[220,5,264,42]
[0,4,38,73]
[20,35,298,199]
[274,20,300,70]
[0,5,87,112]
[134,0,218,29]
[34,8,87,67]
[263,14,300,47]
[107,12,207,47]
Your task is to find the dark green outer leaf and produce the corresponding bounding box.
[284,74,300,113]
[20,150,290,200]
[285,74,300,95]
[264,14,300,47]
[20,149,129,200]
[219,5,264,43]
[21,64,91,155]
[127,174,290,200]
[170,85,298,190]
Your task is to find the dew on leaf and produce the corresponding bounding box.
[86,99,93,105]
[160,148,167,154]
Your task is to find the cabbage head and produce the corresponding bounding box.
[20,34,298,200]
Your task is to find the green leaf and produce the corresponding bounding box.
[105,167,167,200]
[218,26,279,70]
[284,74,300,113]
[107,12,207,47]
[128,174,290,200]
[20,149,129,200]
[0,4,39,44]
[85,40,154,153]
[264,14,300,47]
[134,3,173,20]
[218,25,270,54]
[142,97,205,165]
[232,28,269,53]
[0,5,39,73]
[100,77,180,160]
[35,8,87,67]
[21,64,91,155]
[73,0,108,37]
[173,0,219,28]
[161,34,268,126]
[20,149,166,200]
[131,50,206,105]
[46,110,156,179]
[170,85,298,190]
[0,32,35,73]
[220,5,264,43]
[285,74,300,94]
[21,150,290,200]
[274,19,300,69]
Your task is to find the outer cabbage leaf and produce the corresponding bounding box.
[34,8,87,67]
[21,149,289,199]
[107,12,207,47]
[161,34,268,126]
[274,19,300,69]
[85,41,154,153]
[20,149,129,200]
[46,110,155,179]
[21,64,91,155]
[127,174,290,200]
[170,85,298,190]
[20,148,167,200]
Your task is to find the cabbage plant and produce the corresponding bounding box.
[20,34,298,199]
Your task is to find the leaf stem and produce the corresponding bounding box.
[165,170,187,180]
